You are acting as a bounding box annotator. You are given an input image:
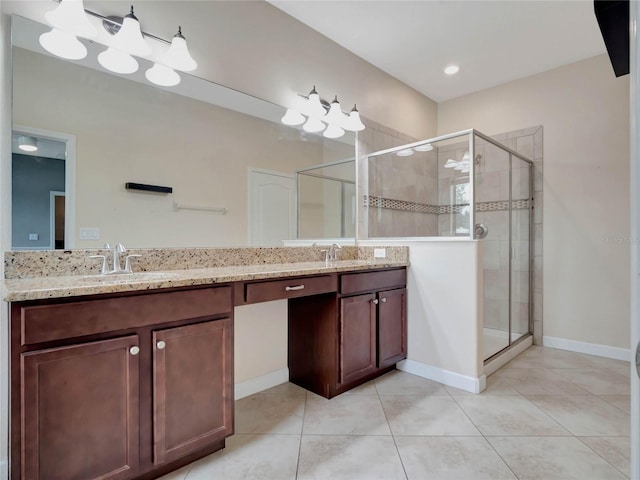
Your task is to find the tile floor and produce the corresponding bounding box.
[160,346,631,480]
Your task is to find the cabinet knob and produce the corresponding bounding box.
[129,346,140,356]
[381,298,387,303]
[372,299,379,305]
[157,340,166,350]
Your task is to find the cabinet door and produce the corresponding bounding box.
[378,288,407,368]
[153,318,233,465]
[339,294,377,385]
[21,336,140,480]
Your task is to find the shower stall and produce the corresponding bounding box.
[364,129,534,362]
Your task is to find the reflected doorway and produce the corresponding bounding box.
[11,126,75,250]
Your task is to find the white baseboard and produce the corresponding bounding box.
[234,368,290,400]
[484,335,533,376]
[543,336,631,362]
[397,359,486,393]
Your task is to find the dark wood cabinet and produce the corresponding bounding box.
[153,319,233,465]
[289,268,407,398]
[339,293,377,385]
[21,336,140,480]
[11,286,233,480]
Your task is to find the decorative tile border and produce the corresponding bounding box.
[364,195,530,215]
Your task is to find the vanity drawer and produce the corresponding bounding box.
[18,286,232,345]
[242,275,337,304]
[340,268,406,295]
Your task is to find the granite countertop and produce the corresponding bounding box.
[3,259,409,302]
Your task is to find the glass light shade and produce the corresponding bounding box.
[396,148,414,157]
[18,136,38,152]
[414,143,434,152]
[324,96,346,127]
[111,7,151,57]
[281,109,305,126]
[302,117,326,133]
[98,47,138,74]
[306,87,327,118]
[454,163,465,171]
[323,123,344,139]
[39,29,87,60]
[163,28,197,72]
[444,159,458,168]
[343,105,365,132]
[45,0,97,39]
[145,63,181,87]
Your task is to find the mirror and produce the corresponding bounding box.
[11,15,356,250]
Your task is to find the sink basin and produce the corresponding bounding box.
[79,271,181,284]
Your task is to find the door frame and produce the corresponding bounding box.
[247,168,296,246]
[12,124,76,249]
[49,190,65,250]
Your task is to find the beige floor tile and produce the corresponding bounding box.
[342,379,379,395]
[186,434,300,480]
[575,354,631,375]
[297,435,406,480]
[235,393,305,434]
[257,381,308,397]
[599,395,631,414]
[551,368,630,395]
[446,373,521,397]
[395,436,516,479]
[488,436,627,480]
[503,346,603,369]
[375,370,449,396]
[579,436,631,478]
[455,396,568,436]
[497,368,591,395]
[526,395,630,436]
[303,394,391,435]
[380,395,481,436]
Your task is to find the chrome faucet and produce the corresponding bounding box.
[328,243,342,262]
[90,243,141,275]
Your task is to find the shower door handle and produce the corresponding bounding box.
[636,340,640,378]
[474,223,489,240]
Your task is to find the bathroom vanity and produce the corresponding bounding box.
[4,250,407,480]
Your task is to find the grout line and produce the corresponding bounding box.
[294,392,308,479]
[575,436,631,479]
[377,384,410,480]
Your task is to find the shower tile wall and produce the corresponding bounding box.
[357,118,439,237]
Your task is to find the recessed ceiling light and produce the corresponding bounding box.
[444,65,460,75]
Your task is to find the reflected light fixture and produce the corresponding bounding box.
[39,28,87,60]
[396,148,414,157]
[281,87,365,139]
[444,65,460,75]
[18,136,38,152]
[281,109,306,126]
[145,63,180,87]
[414,143,434,152]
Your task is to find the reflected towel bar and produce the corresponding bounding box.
[173,201,227,214]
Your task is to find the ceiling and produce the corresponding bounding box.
[269,0,608,102]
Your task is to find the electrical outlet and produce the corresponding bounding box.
[28,233,38,241]
[79,227,100,240]
[374,248,386,258]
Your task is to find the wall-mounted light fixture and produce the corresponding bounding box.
[281,86,365,139]
[394,143,433,157]
[39,0,197,88]
[18,136,39,152]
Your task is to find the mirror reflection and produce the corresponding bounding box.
[11,15,356,250]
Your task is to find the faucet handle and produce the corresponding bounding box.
[89,255,108,275]
[116,243,126,254]
[124,254,142,274]
[320,249,330,263]
[103,243,112,249]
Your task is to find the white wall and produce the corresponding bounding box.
[438,54,630,351]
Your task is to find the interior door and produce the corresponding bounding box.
[248,170,296,246]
